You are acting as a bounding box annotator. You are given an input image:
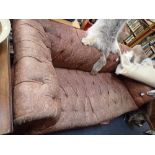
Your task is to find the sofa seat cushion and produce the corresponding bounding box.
[14,68,137,134]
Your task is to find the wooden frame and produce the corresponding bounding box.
[51,19,80,29]
[0,39,13,134]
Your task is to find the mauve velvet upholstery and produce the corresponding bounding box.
[12,19,154,134]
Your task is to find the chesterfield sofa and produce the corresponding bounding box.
[12,19,155,134]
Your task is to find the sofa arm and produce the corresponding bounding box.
[123,78,155,107]
[12,20,61,125]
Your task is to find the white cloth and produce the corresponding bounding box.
[116,51,155,88]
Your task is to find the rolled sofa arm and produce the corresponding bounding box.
[12,20,61,125]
